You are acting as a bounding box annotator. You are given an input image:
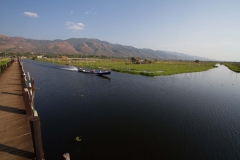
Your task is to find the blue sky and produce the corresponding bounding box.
[0,0,240,61]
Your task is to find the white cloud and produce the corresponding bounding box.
[85,8,97,15]
[24,12,38,18]
[66,21,85,31]
[66,21,74,26]
[86,11,97,15]
[77,23,84,26]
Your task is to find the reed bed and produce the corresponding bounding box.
[0,58,10,65]
[38,58,217,76]
[223,62,240,73]
[0,58,11,72]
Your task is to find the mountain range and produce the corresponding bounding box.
[0,34,208,60]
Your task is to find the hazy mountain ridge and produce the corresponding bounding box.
[0,34,208,60]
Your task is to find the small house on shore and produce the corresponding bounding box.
[37,55,43,58]
[131,57,142,64]
[61,56,68,61]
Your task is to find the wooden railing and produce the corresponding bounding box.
[18,58,45,160]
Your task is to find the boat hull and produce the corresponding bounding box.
[78,68,111,76]
[94,71,111,76]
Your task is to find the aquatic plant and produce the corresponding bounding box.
[223,62,240,73]
[36,58,217,76]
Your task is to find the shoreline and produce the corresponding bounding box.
[222,63,240,73]
[33,58,217,76]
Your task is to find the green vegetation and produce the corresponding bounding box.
[37,58,217,76]
[0,58,11,72]
[0,58,11,65]
[32,56,37,60]
[223,62,240,73]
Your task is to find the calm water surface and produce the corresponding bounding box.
[23,60,240,160]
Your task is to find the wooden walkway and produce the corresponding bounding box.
[0,62,35,160]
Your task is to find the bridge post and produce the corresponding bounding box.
[29,116,44,160]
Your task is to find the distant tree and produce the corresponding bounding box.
[145,58,151,63]
[32,56,37,60]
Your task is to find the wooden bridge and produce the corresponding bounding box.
[0,60,44,160]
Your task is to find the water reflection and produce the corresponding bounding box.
[97,75,111,81]
[22,60,240,160]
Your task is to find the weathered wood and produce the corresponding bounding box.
[21,77,27,89]
[29,116,44,160]
[27,72,32,96]
[20,60,44,159]
[0,62,35,159]
[30,78,35,110]
[31,78,35,93]
[21,73,24,78]
[22,89,32,116]
[63,153,70,160]
[2,59,45,160]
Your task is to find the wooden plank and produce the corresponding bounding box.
[0,112,27,123]
[0,62,35,160]
[0,125,31,142]
[0,120,30,132]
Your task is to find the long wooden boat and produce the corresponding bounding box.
[78,68,111,75]
[90,70,111,76]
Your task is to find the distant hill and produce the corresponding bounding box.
[0,34,208,60]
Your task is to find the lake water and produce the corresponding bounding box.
[23,60,240,160]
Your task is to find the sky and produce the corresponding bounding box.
[0,0,240,61]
